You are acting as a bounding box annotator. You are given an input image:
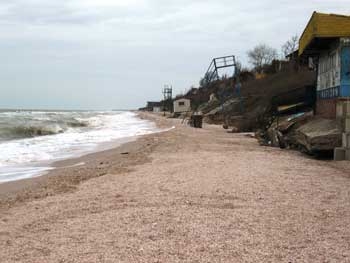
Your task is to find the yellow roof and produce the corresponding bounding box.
[299,12,350,55]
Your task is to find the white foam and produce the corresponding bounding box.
[0,111,158,183]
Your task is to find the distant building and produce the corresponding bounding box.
[173,98,191,114]
[146,101,163,112]
[299,12,350,119]
[153,106,161,113]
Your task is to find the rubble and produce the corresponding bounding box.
[203,97,242,124]
[257,113,342,154]
[295,118,342,152]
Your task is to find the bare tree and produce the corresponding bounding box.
[247,44,278,73]
[282,35,299,58]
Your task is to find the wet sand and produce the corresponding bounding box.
[1,112,350,262]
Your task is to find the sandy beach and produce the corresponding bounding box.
[1,112,350,262]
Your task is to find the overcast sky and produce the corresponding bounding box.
[0,0,349,110]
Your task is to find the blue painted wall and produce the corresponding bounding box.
[341,46,350,97]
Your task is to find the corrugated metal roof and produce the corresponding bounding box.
[299,12,350,55]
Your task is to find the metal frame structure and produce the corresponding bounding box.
[203,55,244,115]
[204,55,237,84]
[162,85,173,115]
[162,85,172,100]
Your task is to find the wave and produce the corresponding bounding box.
[0,118,90,141]
[1,125,64,139]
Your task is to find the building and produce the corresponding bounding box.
[146,101,163,112]
[299,11,350,160]
[173,98,191,114]
[299,12,350,119]
[152,106,161,113]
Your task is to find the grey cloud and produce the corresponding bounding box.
[0,0,350,110]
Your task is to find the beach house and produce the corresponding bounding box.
[299,12,350,160]
[299,12,350,119]
[173,98,191,114]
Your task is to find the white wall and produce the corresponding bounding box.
[153,107,161,113]
[317,43,341,92]
[173,99,191,113]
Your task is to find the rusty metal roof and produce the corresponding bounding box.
[299,12,350,56]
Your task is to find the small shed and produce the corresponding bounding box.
[173,98,191,114]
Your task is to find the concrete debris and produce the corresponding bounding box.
[295,118,342,152]
[256,111,342,154]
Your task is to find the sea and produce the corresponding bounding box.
[0,110,158,183]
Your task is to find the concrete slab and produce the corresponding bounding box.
[334,147,346,161]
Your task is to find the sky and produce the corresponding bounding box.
[0,0,350,110]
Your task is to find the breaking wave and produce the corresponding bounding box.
[1,125,64,139]
[0,118,89,140]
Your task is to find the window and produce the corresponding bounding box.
[178,101,185,106]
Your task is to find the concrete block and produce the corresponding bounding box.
[344,117,350,132]
[336,101,344,119]
[343,101,350,115]
[334,147,346,161]
[343,133,350,148]
[346,149,350,161]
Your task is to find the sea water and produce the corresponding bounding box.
[0,110,158,183]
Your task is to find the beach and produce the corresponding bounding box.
[1,112,350,262]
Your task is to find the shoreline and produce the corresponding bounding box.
[0,112,172,209]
